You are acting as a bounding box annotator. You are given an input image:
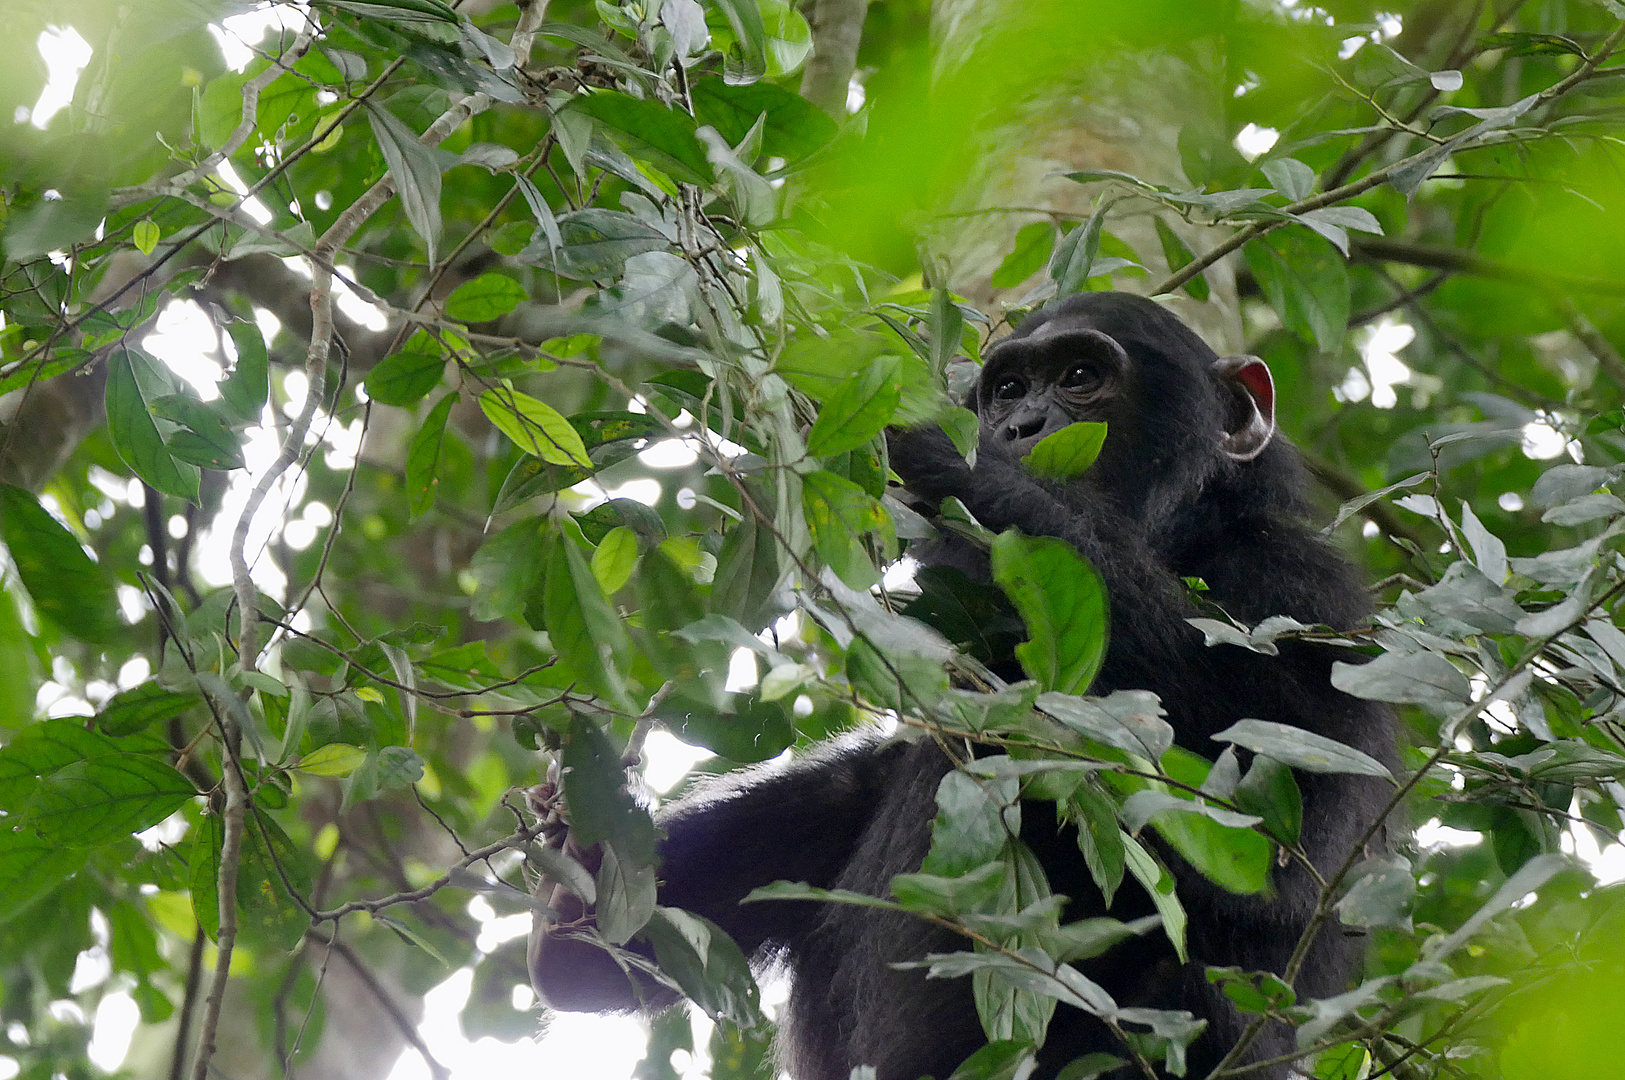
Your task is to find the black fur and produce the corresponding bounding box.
[531,292,1395,1080]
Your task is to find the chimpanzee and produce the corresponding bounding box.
[529,292,1395,1080]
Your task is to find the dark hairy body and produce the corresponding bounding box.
[530,292,1395,1080]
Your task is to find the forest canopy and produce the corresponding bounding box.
[2,1,1625,1079]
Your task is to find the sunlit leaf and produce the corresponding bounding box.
[991,531,1107,695]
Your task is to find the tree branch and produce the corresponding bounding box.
[799,0,868,117]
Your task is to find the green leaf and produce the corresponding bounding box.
[801,469,895,590]
[561,714,656,863]
[406,392,457,518]
[1066,779,1126,905]
[1123,835,1186,961]
[590,526,639,595]
[365,102,443,265]
[132,219,160,255]
[479,387,591,466]
[326,0,458,21]
[1213,718,1393,778]
[1331,651,1470,705]
[1153,218,1208,300]
[1260,157,1314,201]
[688,75,836,162]
[568,91,713,185]
[0,485,119,643]
[929,286,965,378]
[445,273,528,322]
[1335,854,1414,929]
[891,862,1008,917]
[922,769,1016,877]
[544,529,635,711]
[0,829,89,925]
[26,754,196,845]
[1050,200,1115,296]
[148,394,245,470]
[709,0,767,83]
[991,531,1107,695]
[96,683,202,737]
[1039,690,1172,764]
[1021,422,1107,481]
[543,208,671,280]
[1232,754,1302,845]
[106,348,201,502]
[297,743,368,776]
[1,186,107,260]
[1245,227,1349,352]
[946,1040,1039,1080]
[992,222,1056,290]
[365,351,445,407]
[220,321,269,423]
[805,355,902,456]
[642,907,761,1025]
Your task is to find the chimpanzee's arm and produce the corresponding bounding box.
[531,734,910,1012]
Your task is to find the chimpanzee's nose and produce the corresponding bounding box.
[1006,416,1044,441]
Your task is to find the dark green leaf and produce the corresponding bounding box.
[689,75,836,162]
[96,683,203,737]
[406,392,456,518]
[27,754,196,845]
[802,469,895,589]
[543,529,634,711]
[805,354,901,457]
[1232,754,1302,845]
[1213,718,1393,778]
[1153,217,1208,300]
[0,485,119,643]
[106,348,201,502]
[561,714,656,863]
[365,102,443,265]
[568,91,713,185]
[1245,227,1348,352]
[149,394,245,470]
[991,222,1056,290]
[220,321,269,422]
[366,351,445,406]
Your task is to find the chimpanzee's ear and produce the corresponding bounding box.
[1213,354,1275,462]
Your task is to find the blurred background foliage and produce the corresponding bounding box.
[1,0,1625,1078]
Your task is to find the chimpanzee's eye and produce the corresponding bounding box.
[1062,363,1102,390]
[992,377,1026,401]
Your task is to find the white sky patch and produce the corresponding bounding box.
[211,3,309,73]
[1233,123,1279,162]
[30,26,92,129]
[1414,818,1482,848]
[143,299,226,399]
[725,646,759,692]
[216,159,273,226]
[87,992,139,1073]
[1358,317,1416,409]
[846,74,866,114]
[639,438,700,469]
[1521,421,1568,460]
[1498,491,1524,512]
[643,729,715,794]
[193,413,304,595]
[333,265,389,330]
